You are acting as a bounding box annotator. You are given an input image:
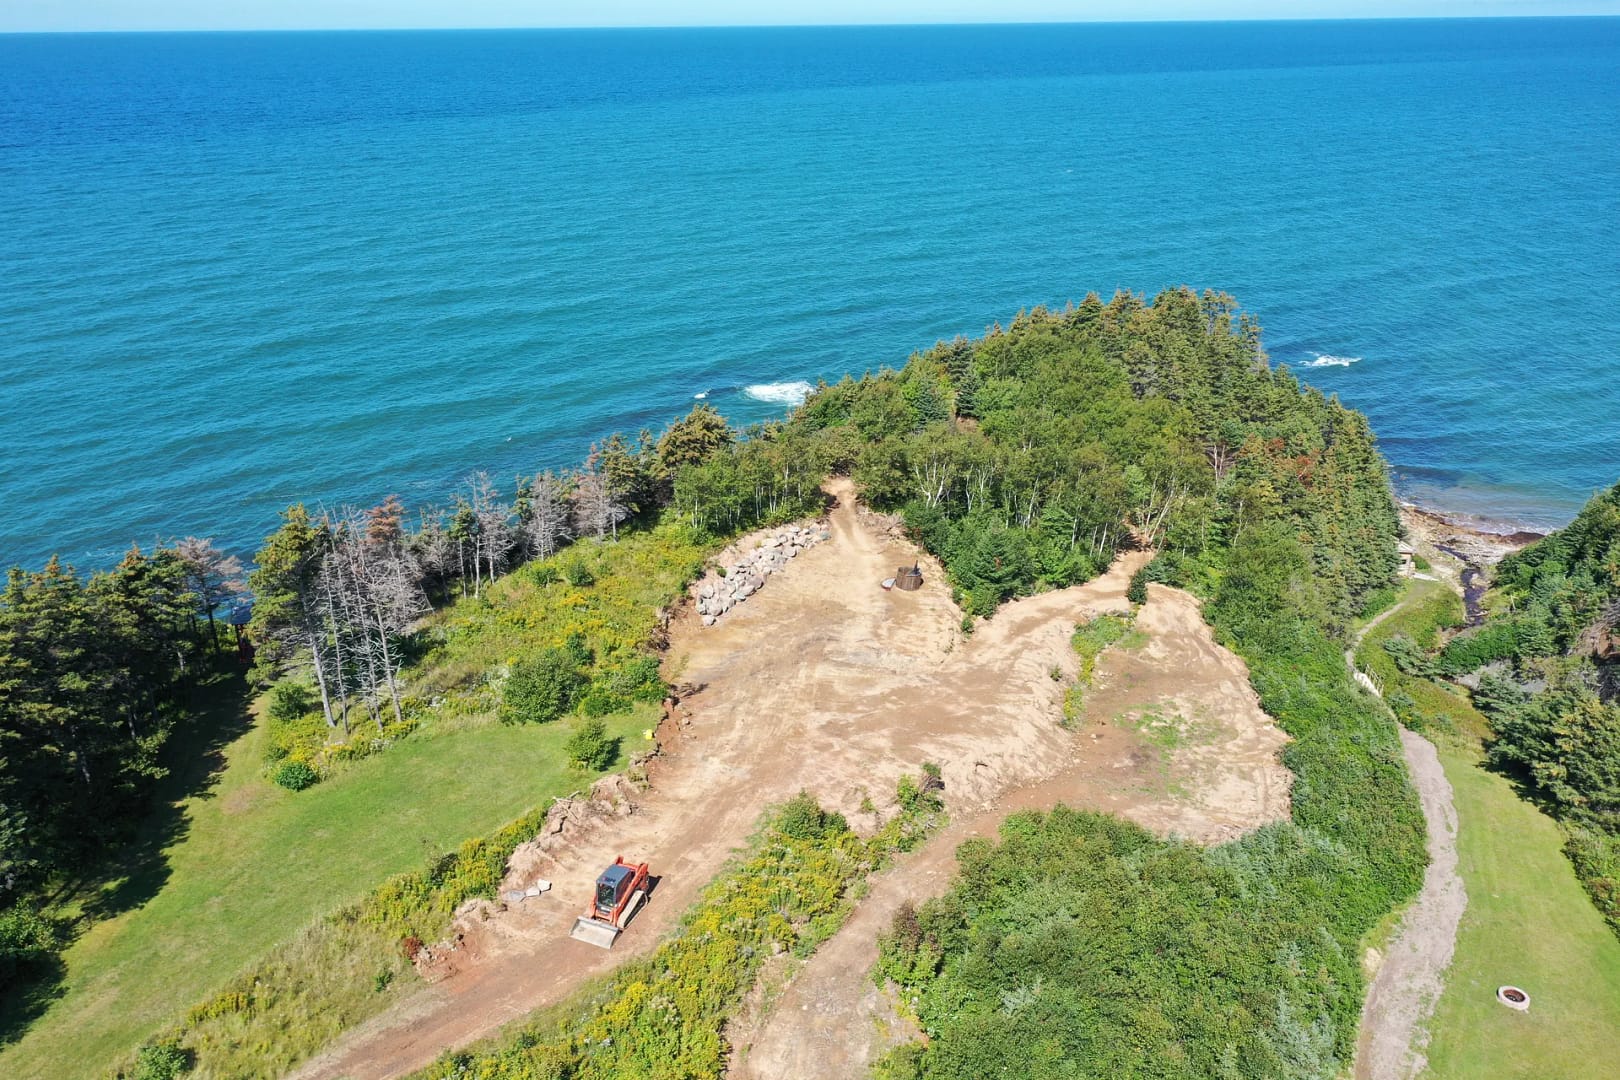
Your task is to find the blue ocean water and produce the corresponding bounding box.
[2,19,1618,569]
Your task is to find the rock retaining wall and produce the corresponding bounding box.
[693,522,830,626]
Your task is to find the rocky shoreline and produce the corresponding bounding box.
[1399,502,1544,568]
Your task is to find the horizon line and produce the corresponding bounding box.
[5,12,1618,37]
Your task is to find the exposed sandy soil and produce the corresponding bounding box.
[292,479,1291,1080]
[734,563,1294,1079]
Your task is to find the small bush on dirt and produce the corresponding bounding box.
[776,791,851,841]
[271,761,318,792]
[562,717,617,770]
[501,648,584,725]
[1129,551,1196,606]
[1071,614,1133,684]
[1127,567,1148,605]
[896,770,943,817]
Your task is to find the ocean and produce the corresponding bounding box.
[2,19,1617,569]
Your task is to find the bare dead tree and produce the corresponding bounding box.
[522,470,573,560]
[573,450,628,540]
[324,508,428,730]
[313,518,358,735]
[467,472,516,588]
[354,529,426,727]
[409,506,456,604]
[174,536,245,648]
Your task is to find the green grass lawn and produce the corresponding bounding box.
[1,528,706,1078]
[1422,749,1620,1079]
[0,707,652,1080]
[1355,578,1491,745]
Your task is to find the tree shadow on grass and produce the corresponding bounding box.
[0,658,257,1048]
[0,950,67,1051]
[79,663,257,923]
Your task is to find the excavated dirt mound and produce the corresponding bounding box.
[733,580,1295,1079]
[293,479,1290,1080]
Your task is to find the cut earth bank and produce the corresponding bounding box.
[292,477,1294,1080]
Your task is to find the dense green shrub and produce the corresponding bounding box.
[878,808,1368,1079]
[1493,481,1620,658]
[1488,678,1620,831]
[131,1043,192,1080]
[266,680,314,724]
[500,648,584,725]
[1382,634,1438,677]
[0,903,58,983]
[562,717,617,771]
[1127,566,1149,604]
[602,654,666,702]
[1436,619,1521,675]
[271,761,319,792]
[1565,823,1620,936]
[575,687,622,717]
[776,791,851,841]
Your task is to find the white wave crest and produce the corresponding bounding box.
[693,390,709,399]
[1301,354,1361,368]
[743,380,814,406]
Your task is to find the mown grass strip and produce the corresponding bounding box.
[1423,749,1620,1078]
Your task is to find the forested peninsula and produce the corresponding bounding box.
[2,287,1615,1080]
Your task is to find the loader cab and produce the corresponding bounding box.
[596,863,635,912]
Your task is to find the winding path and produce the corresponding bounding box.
[1350,599,1467,1080]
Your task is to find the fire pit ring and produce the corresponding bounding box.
[1496,985,1530,1012]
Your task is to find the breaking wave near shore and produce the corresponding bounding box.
[742,380,815,405]
[1300,354,1362,368]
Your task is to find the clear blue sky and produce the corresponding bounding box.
[3,1,1615,33]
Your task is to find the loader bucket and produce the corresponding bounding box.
[570,916,621,949]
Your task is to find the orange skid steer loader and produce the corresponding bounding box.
[569,857,650,949]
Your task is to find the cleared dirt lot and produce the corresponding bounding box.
[735,539,1294,1079]
[293,479,1291,1079]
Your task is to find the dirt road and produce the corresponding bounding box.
[292,480,1291,1080]
[1351,595,1467,1080]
